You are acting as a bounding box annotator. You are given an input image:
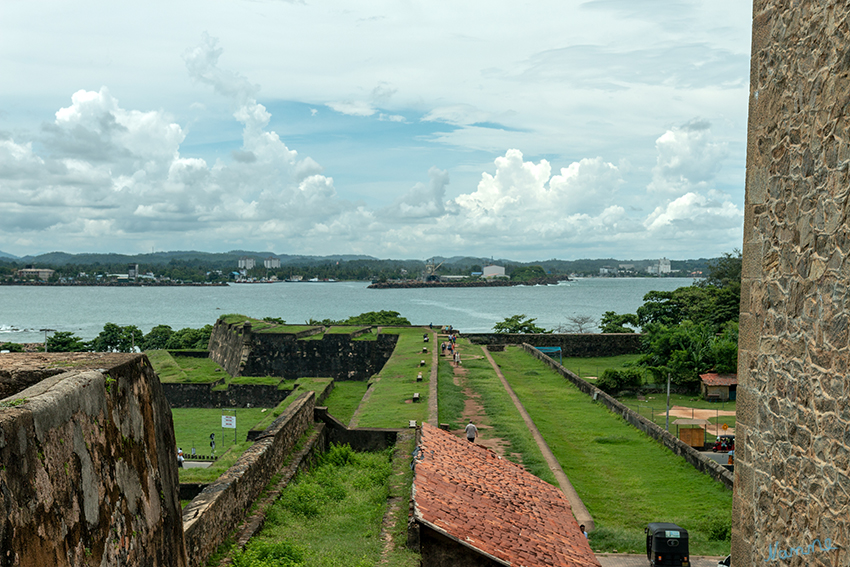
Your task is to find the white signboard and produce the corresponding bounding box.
[221,415,236,429]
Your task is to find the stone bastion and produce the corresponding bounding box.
[0,352,186,567]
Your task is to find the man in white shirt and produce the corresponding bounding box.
[465,420,478,443]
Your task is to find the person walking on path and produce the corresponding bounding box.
[465,420,478,443]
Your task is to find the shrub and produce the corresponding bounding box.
[233,540,304,567]
[596,368,644,394]
[0,342,25,352]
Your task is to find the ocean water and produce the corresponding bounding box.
[0,278,695,343]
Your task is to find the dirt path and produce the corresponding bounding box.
[427,330,439,426]
[481,346,595,531]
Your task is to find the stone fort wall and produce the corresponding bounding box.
[0,353,186,567]
[464,332,642,356]
[734,2,850,566]
[207,319,399,380]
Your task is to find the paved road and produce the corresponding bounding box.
[596,554,723,567]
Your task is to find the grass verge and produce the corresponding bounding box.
[491,346,733,555]
[355,328,431,428]
[234,444,418,567]
[323,381,369,425]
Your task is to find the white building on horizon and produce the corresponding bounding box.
[238,257,256,270]
[482,265,507,279]
[264,256,281,269]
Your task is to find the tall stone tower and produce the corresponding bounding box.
[735,1,850,566]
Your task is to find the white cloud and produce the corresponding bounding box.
[325,101,376,117]
[648,119,728,194]
[644,190,743,233]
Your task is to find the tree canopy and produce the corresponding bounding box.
[493,314,549,334]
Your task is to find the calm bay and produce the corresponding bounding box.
[0,277,695,343]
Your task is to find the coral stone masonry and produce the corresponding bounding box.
[734,2,850,566]
[0,353,186,567]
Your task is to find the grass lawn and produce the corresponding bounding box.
[453,340,556,485]
[147,350,227,383]
[436,358,464,429]
[233,444,419,567]
[355,328,431,428]
[323,381,369,425]
[562,354,642,380]
[172,407,270,458]
[491,346,733,555]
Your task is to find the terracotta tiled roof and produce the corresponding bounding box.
[413,423,600,567]
[699,373,738,387]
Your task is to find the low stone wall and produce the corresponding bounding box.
[161,382,292,408]
[520,344,733,489]
[182,391,316,567]
[0,353,187,567]
[314,407,399,451]
[466,333,642,357]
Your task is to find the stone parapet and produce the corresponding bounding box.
[465,333,642,357]
[182,391,316,567]
[0,353,186,567]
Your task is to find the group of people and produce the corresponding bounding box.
[440,333,461,365]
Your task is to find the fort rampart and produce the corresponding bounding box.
[207,318,399,380]
[521,344,734,489]
[0,353,186,567]
[465,332,642,357]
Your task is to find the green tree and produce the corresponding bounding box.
[0,342,25,352]
[46,331,88,352]
[142,325,174,350]
[698,250,742,289]
[164,325,213,349]
[493,314,549,334]
[599,311,640,333]
[91,323,142,352]
[638,321,719,388]
[344,311,410,326]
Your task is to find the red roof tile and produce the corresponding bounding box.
[699,373,738,387]
[413,423,600,567]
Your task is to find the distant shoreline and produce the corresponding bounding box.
[368,277,567,289]
[0,281,229,287]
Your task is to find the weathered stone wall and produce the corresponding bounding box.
[182,391,316,567]
[521,344,733,489]
[207,319,252,377]
[734,2,850,566]
[465,333,642,357]
[314,407,399,451]
[208,319,399,381]
[161,382,292,408]
[0,353,187,567]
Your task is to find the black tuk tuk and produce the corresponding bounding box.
[646,523,689,567]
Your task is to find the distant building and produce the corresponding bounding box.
[482,265,506,279]
[16,267,55,281]
[264,257,281,269]
[599,266,618,276]
[618,263,635,271]
[646,258,672,275]
[238,257,256,270]
[700,373,738,402]
[128,263,139,280]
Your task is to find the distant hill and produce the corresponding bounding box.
[0,249,714,276]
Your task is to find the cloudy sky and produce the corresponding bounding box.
[0,0,752,261]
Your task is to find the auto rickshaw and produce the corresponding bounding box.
[646,523,690,567]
